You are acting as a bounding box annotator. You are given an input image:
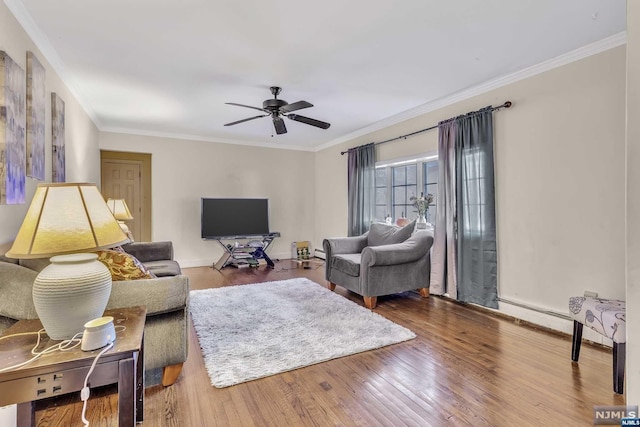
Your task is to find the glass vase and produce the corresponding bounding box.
[416,214,428,230]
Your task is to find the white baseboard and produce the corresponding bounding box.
[497,300,611,347]
[431,293,612,347]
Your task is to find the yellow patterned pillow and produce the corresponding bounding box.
[96,250,156,281]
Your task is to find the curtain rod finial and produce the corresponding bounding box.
[504,101,512,108]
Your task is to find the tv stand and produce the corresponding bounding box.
[212,232,280,270]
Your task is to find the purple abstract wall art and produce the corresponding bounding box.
[51,92,65,183]
[26,51,45,181]
[0,50,26,205]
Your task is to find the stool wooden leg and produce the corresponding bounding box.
[571,321,583,362]
[613,342,625,394]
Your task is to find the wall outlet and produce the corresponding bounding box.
[584,290,598,298]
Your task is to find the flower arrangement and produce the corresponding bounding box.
[410,192,434,217]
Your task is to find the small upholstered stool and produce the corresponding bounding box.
[568,296,626,394]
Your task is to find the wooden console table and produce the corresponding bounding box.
[0,306,146,426]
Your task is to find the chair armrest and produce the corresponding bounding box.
[361,232,433,267]
[121,241,174,263]
[323,235,369,256]
[107,275,189,316]
[323,235,368,282]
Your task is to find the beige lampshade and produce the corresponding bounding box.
[106,198,134,221]
[5,183,130,259]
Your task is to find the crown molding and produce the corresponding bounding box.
[4,0,103,128]
[6,0,625,153]
[100,127,316,152]
[314,31,627,153]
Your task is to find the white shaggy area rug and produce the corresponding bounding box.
[190,278,416,388]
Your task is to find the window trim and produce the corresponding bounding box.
[375,152,437,169]
[374,151,438,223]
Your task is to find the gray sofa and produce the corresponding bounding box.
[0,241,189,386]
[323,222,434,309]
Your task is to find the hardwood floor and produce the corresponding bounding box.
[35,260,624,426]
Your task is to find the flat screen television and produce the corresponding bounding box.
[201,198,270,239]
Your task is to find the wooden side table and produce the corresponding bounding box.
[0,306,146,426]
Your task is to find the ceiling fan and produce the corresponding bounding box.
[224,86,331,135]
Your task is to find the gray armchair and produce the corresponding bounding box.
[323,221,433,309]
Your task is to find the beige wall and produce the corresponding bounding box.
[627,0,639,406]
[0,3,100,245]
[99,133,316,266]
[315,46,627,336]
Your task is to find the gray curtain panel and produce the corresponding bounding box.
[429,118,458,297]
[347,143,375,236]
[455,107,498,308]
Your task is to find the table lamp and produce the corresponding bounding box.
[106,198,134,237]
[5,183,130,340]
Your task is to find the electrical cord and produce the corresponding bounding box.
[275,259,324,272]
[0,329,82,373]
[0,327,117,426]
[81,341,114,427]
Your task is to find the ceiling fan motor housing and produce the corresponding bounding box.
[263,98,288,111]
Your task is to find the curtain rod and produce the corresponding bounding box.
[340,101,512,155]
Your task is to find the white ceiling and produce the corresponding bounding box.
[7,0,627,150]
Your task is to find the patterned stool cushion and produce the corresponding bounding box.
[568,297,626,343]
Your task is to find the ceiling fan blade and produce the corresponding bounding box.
[225,102,269,113]
[280,100,313,113]
[273,116,287,134]
[224,115,269,126]
[287,114,331,129]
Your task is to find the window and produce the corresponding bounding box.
[422,161,438,224]
[374,153,438,224]
[460,147,485,234]
[374,168,388,222]
[392,164,417,221]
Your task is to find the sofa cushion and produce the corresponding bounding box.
[96,250,156,281]
[367,220,416,247]
[331,253,362,277]
[144,260,182,277]
[0,262,39,320]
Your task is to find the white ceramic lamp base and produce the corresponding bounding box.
[32,253,112,340]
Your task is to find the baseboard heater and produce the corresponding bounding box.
[314,249,326,260]
[498,297,571,321]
